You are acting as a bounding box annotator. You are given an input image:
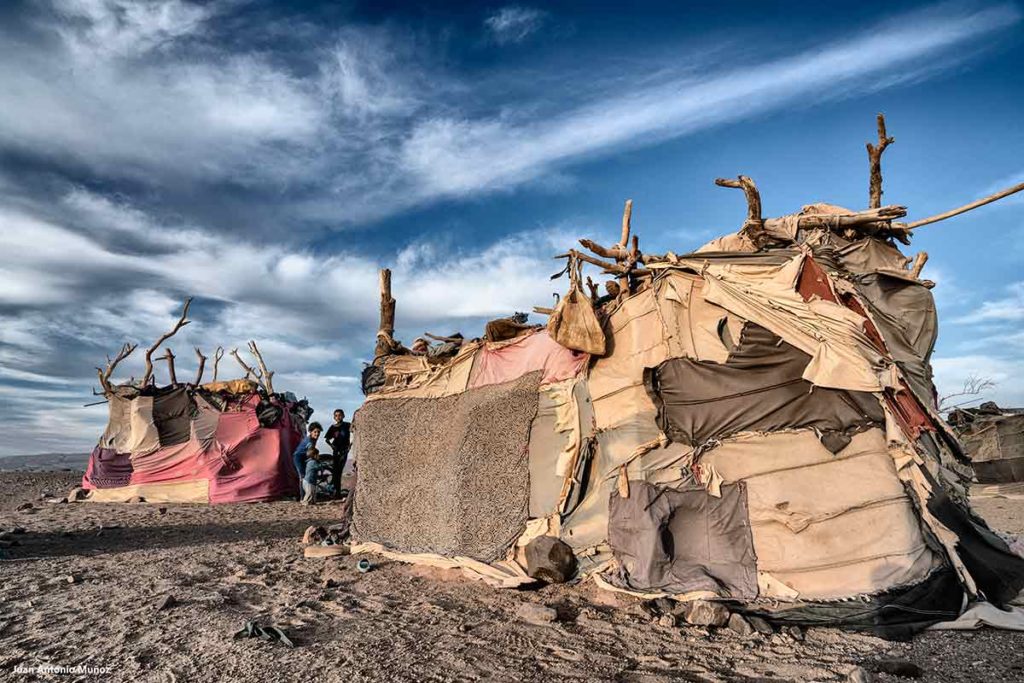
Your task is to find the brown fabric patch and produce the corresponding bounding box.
[352,371,541,562]
[646,324,884,448]
[608,480,757,598]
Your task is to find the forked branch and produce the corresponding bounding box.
[230,348,259,381]
[247,340,274,394]
[212,346,225,382]
[96,342,138,394]
[142,298,192,386]
[867,113,895,210]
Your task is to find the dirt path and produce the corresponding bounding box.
[2,471,1023,682]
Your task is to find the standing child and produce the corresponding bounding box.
[292,422,322,500]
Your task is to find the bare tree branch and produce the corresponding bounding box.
[375,268,397,360]
[867,113,895,210]
[212,346,224,382]
[909,251,929,279]
[715,176,765,246]
[194,347,207,386]
[247,340,274,394]
[893,181,1024,232]
[230,348,259,381]
[96,342,138,394]
[159,348,177,385]
[143,298,192,386]
[938,375,996,411]
[617,199,633,249]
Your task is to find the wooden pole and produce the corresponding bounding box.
[375,268,396,360]
[618,199,633,249]
[160,348,177,385]
[867,113,894,210]
[898,181,1024,231]
[909,251,929,279]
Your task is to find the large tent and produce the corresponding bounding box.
[349,115,1024,637]
[82,299,309,504]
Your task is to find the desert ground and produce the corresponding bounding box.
[2,469,1023,683]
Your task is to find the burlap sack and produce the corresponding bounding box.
[547,258,606,355]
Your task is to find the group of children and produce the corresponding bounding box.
[292,408,352,505]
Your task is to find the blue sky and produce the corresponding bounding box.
[0,0,1022,455]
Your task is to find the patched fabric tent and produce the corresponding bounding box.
[349,117,1024,636]
[82,300,310,504]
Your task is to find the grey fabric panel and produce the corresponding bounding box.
[151,385,193,447]
[528,390,570,517]
[352,372,541,562]
[854,273,938,407]
[647,324,885,447]
[608,481,757,598]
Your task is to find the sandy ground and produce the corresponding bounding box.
[2,471,1023,683]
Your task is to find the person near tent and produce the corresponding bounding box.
[292,421,322,500]
[300,445,324,505]
[324,409,351,498]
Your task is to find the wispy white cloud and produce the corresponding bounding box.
[952,281,1024,323]
[484,6,546,45]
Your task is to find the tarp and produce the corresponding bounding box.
[608,481,757,598]
[702,429,938,599]
[468,330,586,389]
[647,324,885,448]
[696,253,886,392]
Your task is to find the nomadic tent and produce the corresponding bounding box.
[348,116,1024,637]
[950,403,1024,484]
[82,299,310,504]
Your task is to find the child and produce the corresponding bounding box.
[292,422,322,500]
[301,446,322,505]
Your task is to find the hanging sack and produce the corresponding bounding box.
[547,255,606,356]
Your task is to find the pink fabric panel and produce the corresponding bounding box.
[128,440,222,485]
[468,330,588,389]
[210,427,296,504]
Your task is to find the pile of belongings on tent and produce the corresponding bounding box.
[82,304,311,504]
[349,121,1024,639]
[949,402,1024,484]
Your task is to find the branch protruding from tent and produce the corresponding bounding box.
[160,348,178,385]
[909,251,929,279]
[194,347,207,386]
[142,297,192,387]
[375,268,397,360]
[96,342,138,395]
[867,113,895,210]
[212,346,224,382]
[617,199,633,248]
[715,176,763,238]
[247,340,274,394]
[230,348,258,381]
[894,181,1024,231]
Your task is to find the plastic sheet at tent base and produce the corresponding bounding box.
[350,542,534,588]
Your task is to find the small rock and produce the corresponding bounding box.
[748,615,774,635]
[155,595,176,611]
[681,601,730,627]
[321,577,340,589]
[16,503,33,511]
[66,487,88,502]
[65,575,79,585]
[847,666,873,683]
[870,658,923,678]
[657,614,676,628]
[516,602,558,625]
[158,507,168,515]
[652,597,676,615]
[127,496,145,504]
[11,527,26,534]
[727,613,756,637]
[783,625,804,641]
[39,491,55,500]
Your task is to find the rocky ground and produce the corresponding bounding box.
[2,470,1023,682]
